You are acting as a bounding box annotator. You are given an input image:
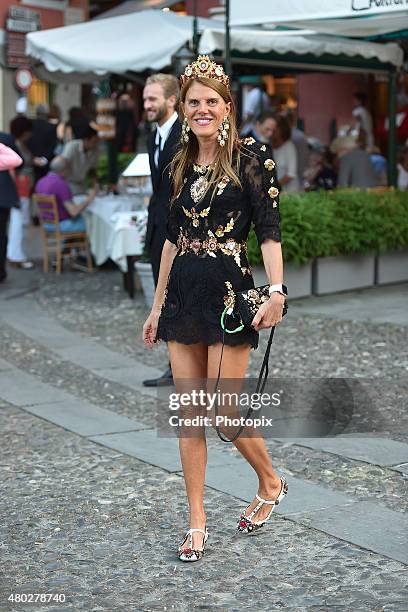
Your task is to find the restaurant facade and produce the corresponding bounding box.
[0,0,88,131]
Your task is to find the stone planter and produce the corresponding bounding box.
[313,254,375,295]
[252,262,312,298]
[134,261,155,308]
[376,250,408,285]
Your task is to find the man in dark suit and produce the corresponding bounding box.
[142,73,181,387]
[27,104,57,183]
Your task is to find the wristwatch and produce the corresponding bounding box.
[268,283,287,297]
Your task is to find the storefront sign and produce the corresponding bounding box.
[5,6,40,68]
[231,0,408,24]
[352,0,408,10]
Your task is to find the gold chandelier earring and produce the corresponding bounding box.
[217,116,230,147]
[181,117,190,144]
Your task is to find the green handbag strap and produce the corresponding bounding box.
[220,305,244,334]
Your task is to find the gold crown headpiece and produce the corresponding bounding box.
[180,55,230,89]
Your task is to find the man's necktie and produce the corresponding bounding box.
[154,133,162,167]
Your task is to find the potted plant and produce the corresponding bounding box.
[247,189,408,296]
[134,249,155,309]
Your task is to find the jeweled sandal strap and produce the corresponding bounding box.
[247,499,265,520]
[188,528,207,536]
[255,493,275,505]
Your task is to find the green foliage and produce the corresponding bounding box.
[138,248,152,263]
[247,190,408,266]
[96,153,135,184]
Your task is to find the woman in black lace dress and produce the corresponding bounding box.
[143,56,288,562]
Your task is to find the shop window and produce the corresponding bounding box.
[28,77,49,114]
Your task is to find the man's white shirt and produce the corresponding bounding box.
[154,111,178,166]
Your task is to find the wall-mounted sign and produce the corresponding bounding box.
[64,7,85,26]
[15,67,33,91]
[5,6,40,68]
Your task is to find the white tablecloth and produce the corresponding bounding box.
[84,195,147,272]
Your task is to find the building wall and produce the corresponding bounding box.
[185,0,221,17]
[1,0,88,130]
[297,72,368,144]
[0,0,88,29]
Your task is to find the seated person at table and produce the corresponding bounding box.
[35,156,96,232]
[61,124,100,196]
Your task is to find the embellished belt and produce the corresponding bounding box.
[177,231,247,258]
[177,229,250,275]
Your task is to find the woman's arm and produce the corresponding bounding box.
[261,239,283,285]
[143,239,178,347]
[251,239,285,331]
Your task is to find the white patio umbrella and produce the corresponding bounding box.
[26,9,216,76]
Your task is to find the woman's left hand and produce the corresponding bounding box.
[251,292,285,331]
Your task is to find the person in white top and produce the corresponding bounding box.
[397,147,408,190]
[272,115,300,193]
[240,76,270,137]
[287,110,309,191]
[352,92,374,148]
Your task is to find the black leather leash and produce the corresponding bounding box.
[213,325,276,443]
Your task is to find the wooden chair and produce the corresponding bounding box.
[366,186,395,194]
[33,193,93,274]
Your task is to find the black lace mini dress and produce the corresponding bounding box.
[156,139,281,350]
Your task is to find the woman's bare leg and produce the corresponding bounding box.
[168,340,208,550]
[207,343,282,523]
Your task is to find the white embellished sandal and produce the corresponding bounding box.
[178,527,208,562]
[237,476,288,534]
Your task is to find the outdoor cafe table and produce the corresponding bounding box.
[83,194,147,297]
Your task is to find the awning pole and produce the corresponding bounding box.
[193,0,198,55]
[225,0,231,76]
[388,69,397,187]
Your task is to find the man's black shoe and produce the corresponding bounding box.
[143,367,173,387]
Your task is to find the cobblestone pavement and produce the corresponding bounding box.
[1,267,408,611]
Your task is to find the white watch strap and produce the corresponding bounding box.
[268,283,285,296]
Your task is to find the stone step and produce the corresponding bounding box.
[275,435,408,468]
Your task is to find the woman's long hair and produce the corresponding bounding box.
[171,77,242,202]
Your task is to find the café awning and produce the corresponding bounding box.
[230,0,408,39]
[199,27,403,72]
[26,9,403,78]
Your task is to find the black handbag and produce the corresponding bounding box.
[214,284,288,443]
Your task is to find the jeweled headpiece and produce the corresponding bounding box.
[180,55,230,89]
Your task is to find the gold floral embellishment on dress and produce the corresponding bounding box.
[223,281,236,309]
[219,238,248,273]
[268,186,279,199]
[243,137,256,145]
[264,158,275,171]
[205,231,218,258]
[215,217,234,237]
[216,176,230,196]
[260,144,267,152]
[182,205,210,228]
